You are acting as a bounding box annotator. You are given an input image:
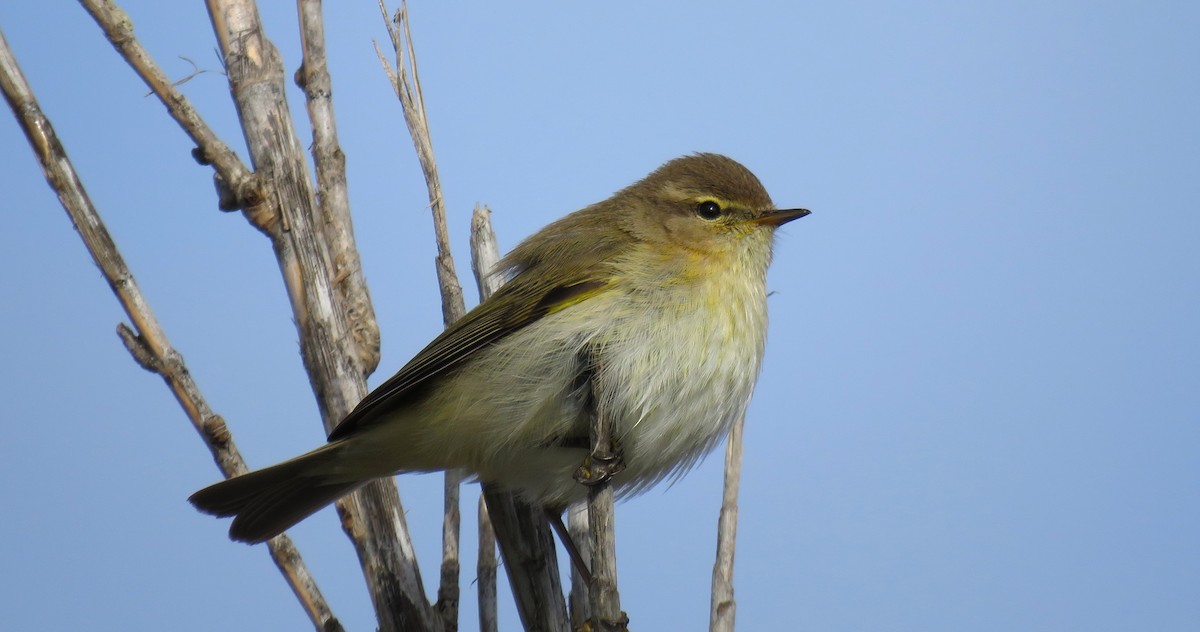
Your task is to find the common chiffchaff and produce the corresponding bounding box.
[191,153,809,543]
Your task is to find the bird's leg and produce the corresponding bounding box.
[573,446,625,486]
[545,507,593,585]
[571,351,626,486]
[572,350,629,630]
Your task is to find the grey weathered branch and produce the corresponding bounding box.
[374,0,463,327]
[296,0,381,375]
[482,486,571,631]
[477,495,499,632]
[202,1,435,630]
[567,502,592,628]
[581,383,627,631]
[709,414,746,632]
[373,3,464,628]
[468,205,501,632]
[0,26,340,632]
[468,205,571,631]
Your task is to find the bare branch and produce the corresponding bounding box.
[567,503,592,628]
[296,0,381,375]
[477,495,499,632]
[469,204,501,632]
[469,204,502,296]
[377,0,463,327]
[0,28,340,632]
[376,4,468,628]
[78,0,260,211]
[482,486,571,632]
[579,379,628,631]
[468,204,572,631]
[202,1,434,629]
[709,414,746,632]
[437,472,462,632]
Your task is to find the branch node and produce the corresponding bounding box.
[116,322,160,372]
[202,414,231,448]
[293,63,307,90]
[191,146,213,166]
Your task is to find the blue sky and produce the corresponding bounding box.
[2,2,1197,630]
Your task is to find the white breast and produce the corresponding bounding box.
[594,261,769,495]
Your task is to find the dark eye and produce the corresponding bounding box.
[695,200,723,220]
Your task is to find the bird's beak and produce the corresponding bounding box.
[751,208,811,227]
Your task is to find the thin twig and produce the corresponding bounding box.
[143,56,214,96]
[709,414,746,632]
[0,27,340,632]
[375,0,464,327]
[477,495,499,632]
[375,3,464,628]
[468,204,501,632]
[78,0,259,211]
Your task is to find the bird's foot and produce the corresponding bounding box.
[573,448,625,486]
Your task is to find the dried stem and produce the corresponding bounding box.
[374,3,466,628]
[709,414,746,632]
[468,205,501,632]
[482,486,571,632]
[203,1,434,629]
[476,495,499,632]
[583,378,628,631]
[469,204,502,299]
[374,0,464,326]
[468,205,572,631]
[0,27,340,632]
[437,471,462,632]
[296,0,381,375]
[567,502,592,628]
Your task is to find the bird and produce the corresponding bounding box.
[190,153,809,544]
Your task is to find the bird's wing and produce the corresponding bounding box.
[327,272,609,441]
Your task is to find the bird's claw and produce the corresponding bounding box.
[573,448,625,486]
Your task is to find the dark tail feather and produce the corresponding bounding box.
[189,444,363,544]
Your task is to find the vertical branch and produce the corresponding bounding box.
[374,3,464,628]
[296,0,381,375]
[579,372,628,631]
[437,473,462,632]
[374,0,464,326]
[469,204,501,632]
[468,204,502,299]
[567,502,592,628]
[468,205,571,631]
[709,415,746,632]
[476,496,499,632]
[204,1,435,630]
[0,27,341,632]
[482,486,571,632]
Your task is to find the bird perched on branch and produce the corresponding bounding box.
[190,153,809,543]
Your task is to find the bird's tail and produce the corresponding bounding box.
[189,442,363,544]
